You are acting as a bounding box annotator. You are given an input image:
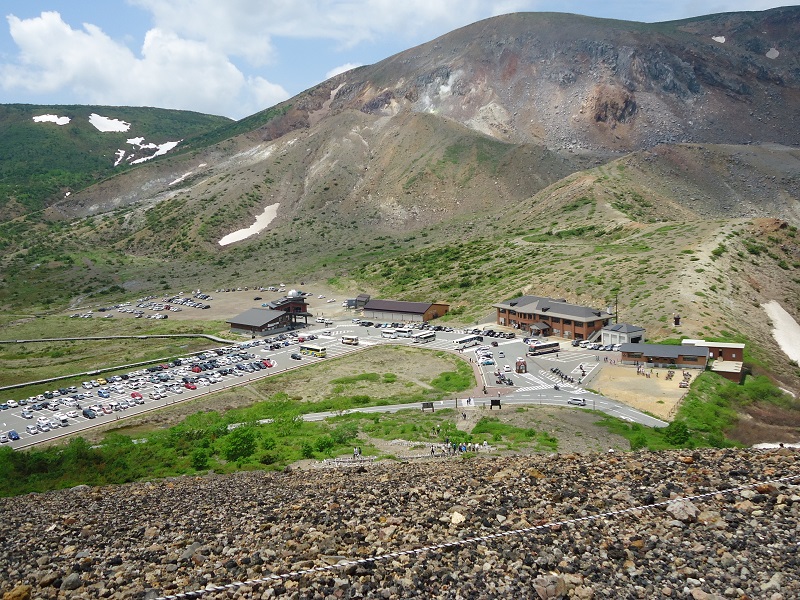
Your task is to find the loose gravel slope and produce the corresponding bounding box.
[1,448,798,599]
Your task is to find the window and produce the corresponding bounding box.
[551,317,561,323]
[562,319,572,325]
[683,356,698,362]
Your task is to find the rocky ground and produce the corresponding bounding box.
[1,447,798,600]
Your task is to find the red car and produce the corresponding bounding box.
[130,392,143,400]
[184,382,197,390]
[191,365,202,373]
[263,359,274,368]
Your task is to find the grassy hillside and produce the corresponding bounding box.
[0,104,231,216]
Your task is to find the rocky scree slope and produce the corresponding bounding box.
[0,448,798,599]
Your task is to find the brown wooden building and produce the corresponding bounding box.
[493,296,612,340]
[227,308,293,335]
[682,339,746,383]
[260,291,312,327]
[619,343,709,369]
[362,299,449,323]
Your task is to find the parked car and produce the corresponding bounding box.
[26,425,39,435]
[7,429,20,441]
[0,433,8,443]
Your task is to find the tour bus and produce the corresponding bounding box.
[527,341,561,356]
[299,343,327,358]
[381,329,398,339]
[454,334,482,349]
[394,328,414,338]
[340,335,359,346]
[412,331,436,343]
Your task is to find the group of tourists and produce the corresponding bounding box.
[430,439,488,456]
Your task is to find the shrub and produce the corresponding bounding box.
[314,435,335,454]
[331,423,359,444]
[301,441,315,459]
[191,448,210,471]
[222,427,257,462]
[662,421,690,445]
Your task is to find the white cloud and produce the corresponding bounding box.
[129,0,508,51]
[1,10,288,119]
[325,62,362,79]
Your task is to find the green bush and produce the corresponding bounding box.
[331,423,359,445]
[222,427,257,462]
[301,441,315,459]
[662,421,690,445]
[314,435,335,454]
[191,448,210,470]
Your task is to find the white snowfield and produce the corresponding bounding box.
[32,114,70,125]
[89,113,131,132]
[762,300,800,363]
[218,203,280,246]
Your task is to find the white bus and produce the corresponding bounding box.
[412,331,436,343]
[299,343,327,357]
[341,335,359,346]
[395,328,414,338]
[381,329,397,339]
[527,341,560,356]
[454,334,482,349]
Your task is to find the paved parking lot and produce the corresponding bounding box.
[2,321,671,449]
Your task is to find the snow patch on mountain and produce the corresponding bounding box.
[170,164,208,186]
[130,140,180,164]
[33,114,70,125]
[89,113,131,132]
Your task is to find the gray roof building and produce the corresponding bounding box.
[604,323,645,334]
[362,299,450,322]
[363,299,435,314]
[227,308,287,328]
[493,296,612,322]
[619,343,708,359]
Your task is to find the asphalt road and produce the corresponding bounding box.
[1,321,667,450]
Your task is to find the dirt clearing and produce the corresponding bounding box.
[590,364,688,420]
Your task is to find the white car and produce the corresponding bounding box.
[503,365,512,372]
[0,433,8,443]
[65,410,79,419]
[6,400,18,408]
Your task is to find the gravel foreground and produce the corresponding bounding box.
[1,448,799,600]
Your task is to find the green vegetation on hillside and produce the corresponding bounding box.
[0,104,231,214]
[598,372,798,450]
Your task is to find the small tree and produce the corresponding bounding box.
[663,421,690,446]
[191,448,210,471]
[222,427,257,462]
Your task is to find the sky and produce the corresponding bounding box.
[0,1,792,120]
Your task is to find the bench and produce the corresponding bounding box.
[421,401,435,413]
[490,398,502,410]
